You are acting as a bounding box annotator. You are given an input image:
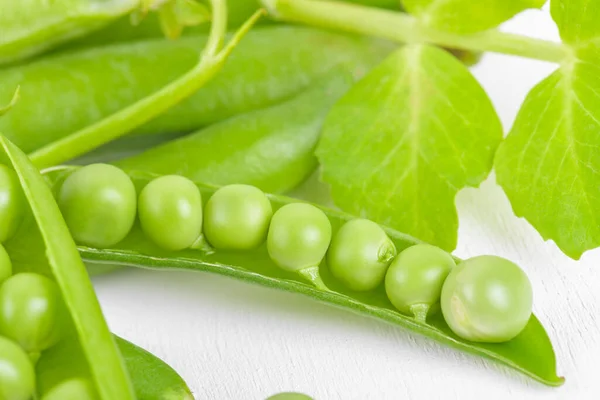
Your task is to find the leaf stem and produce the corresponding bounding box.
[262,0,568,63]
[29,4,265,169]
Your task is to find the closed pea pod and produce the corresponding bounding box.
[327,218,396,291]
[441,255,533,343]
[138,175,203,251]
[58,163,136,248]
[385,244,455,322]
[0,335,36,400]
[204,184,272,250]
[0,164,25,243]
[267,203,331,289]
[0,244,12,284]
[0,273,66,354]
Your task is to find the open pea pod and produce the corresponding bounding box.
[44,166,564,387]
[0,137,192,399]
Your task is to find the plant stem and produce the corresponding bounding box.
[29,4,265,169]
[262,0,568,63]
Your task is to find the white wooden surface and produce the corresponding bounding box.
[93,9,600,400]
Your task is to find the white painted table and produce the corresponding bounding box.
[93,9,600,400]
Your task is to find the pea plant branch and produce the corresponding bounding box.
[262,0,570,63]
[28,3,265,169]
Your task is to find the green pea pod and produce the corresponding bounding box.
[0,27,391,155]
[44,166,564,387]
[0,137,191,399]
[37,334,193,400]
[0,0,138,66]
[116,71,354,193]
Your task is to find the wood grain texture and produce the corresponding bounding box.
[92,8,599,400]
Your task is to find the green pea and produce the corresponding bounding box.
[266,393,313,400]
[267,203,331,288]
[41,378,98,400]
[204,184,272,250]
[138,175,203,251]
[58,164,136,248]
[0,164,25,243]
[327,219,396,291]
[0,244,12,284]
[385,244,455,321]
[0,335,35,400]
[0,273,65,353]
[441,255,533,343]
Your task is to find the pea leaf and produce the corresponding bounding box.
[495,51,600,259]
[551,0,600,44]
[401,0,545,33]
[317,45,502,251]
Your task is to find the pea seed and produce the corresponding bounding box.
[58,164,136,248]
[327,219,396,291]
[0,335,35,400]
[266,393,313,400]
[441,255,533,343]
[41,378,98,400]
[385,244,455,322]
[138,175,203,251]
[204,184,272,250]
[0,164,25,243]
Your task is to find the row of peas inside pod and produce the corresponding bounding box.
[58,164,534,344]
[0,165,94,400]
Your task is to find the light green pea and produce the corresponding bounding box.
[327,219,396,291]
[41,379,98,400]
[385,244,455,322]
[267,203,331,288]
[0,273,65,353]
[441,255,533,343]
[0,164,25,243]
[204,184,272,250]
[138,175,203,251]
[58,164,137,248]
[0,335,36,400]
[266,393,313,400]
[0,244,12,284]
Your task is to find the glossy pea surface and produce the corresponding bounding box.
[267,203,332,272]
[138,175,203,251]
[266,393,313,400]
[0,273,65,352]
[41,379,98,400]
[385,244,454,317]
[441,255,533,343]
[327,219,396,291]
[0,244,12,284]
[0,335,36,400]
[204,184,272,250]
[58,164,136,248]
[0,164,25,243]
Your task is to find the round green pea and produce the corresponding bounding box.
[0,244,12,284]
[327,219,396,291]
[441,255,533,343]
[385,244,455,319]
[41,379,98,400]
[266,393,313,400]
[58,164,136,248]
[138,175,203,251]
[0,273,65,353]
[204,184,272,250]
[267,203,331,272]
[0,335,36,400]
[0,164,25,243]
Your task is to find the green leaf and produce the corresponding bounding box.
[44,167,564,387]
[551,0,600,44]
[0,136,135,399]
[495,51,600,259]
[317,45,502,251]
[116,72,354,193]
[401,0,545,33]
